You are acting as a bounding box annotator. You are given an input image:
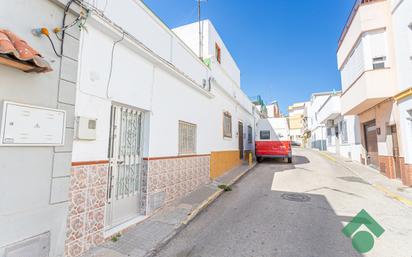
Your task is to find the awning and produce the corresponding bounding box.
[0,29,52,73]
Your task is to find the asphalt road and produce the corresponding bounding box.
[154,148,412,257]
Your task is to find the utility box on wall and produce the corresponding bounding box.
[76,116,97,140]
[0,101,66,146]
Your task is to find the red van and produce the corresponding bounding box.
[255,118,292,163]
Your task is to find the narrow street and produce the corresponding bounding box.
[155,148,412,257]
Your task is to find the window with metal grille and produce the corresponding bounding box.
[247,125,253,143]
[340,120,348,144]
[178,121,197,155]
[327,128,332,145]
[223,112,232,138]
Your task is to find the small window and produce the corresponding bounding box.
[178,121,197,155]
[260,130,270,140]
[247,125,253,143]
[372,56,386,69]
[215,43,221,64]
[223,112,232,138]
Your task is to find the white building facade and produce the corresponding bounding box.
[0,1,261,257]
[392,0,412,186]
[317,93,362,162]
[305,92,333,151]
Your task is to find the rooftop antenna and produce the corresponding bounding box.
[197,0,207,60]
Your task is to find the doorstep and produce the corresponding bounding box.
[81,162,256,257]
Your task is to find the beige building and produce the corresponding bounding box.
[338,0,412,185]
[288,102,306,144]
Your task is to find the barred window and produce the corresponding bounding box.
[327,127,332,145]
[340,120,348,144]
[248,125,253,143]
[223,112,232,138]
[178,121,197,155]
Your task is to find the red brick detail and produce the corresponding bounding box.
[401,160,412,187]
[378,155,396,179]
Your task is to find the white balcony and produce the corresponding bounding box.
[318,95,341,124]
[341,68,395,115]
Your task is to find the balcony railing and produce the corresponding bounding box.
[338,0,381,48]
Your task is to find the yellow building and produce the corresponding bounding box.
[287,102,306,144]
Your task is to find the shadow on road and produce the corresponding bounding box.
[259,155,310,165]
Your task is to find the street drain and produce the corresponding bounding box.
[281,193,311,202]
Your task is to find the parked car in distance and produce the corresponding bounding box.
[255,118,292,163]
[291,141,301,147]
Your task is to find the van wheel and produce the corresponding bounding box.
[287,157,292,163]
[257,157,263,163]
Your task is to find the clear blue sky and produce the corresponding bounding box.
[143,0,354,114]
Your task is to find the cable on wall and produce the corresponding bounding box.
[105,32,125,99]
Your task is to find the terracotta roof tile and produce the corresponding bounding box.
[0,29,52,73]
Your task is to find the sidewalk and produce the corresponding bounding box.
[318,150,412,207]
[82,162,257,257]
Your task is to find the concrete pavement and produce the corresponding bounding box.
[155,148,412,257]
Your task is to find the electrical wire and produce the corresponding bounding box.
[106,33,125,99]
[45,34,62,57]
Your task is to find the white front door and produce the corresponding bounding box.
[106,104,144,229]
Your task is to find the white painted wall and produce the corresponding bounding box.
[391,0,412,164]
[0,0,78,256]
[73,6,257,162]
[340,29,388,92]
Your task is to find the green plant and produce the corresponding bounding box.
[111,233,122,242]
[218,184,232,191]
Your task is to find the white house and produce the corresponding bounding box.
[0,1,261,257]
[392,0,412,186]
[67,2,260,257]
[305,92,334,151]
[316,92,362,162]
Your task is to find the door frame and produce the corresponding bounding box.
[106,103,145,230]
[238,121,244,160]
[363,120,378,168]
[391,125,402,179]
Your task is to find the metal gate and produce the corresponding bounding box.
[364,120,379,169]
[106,104,144,229]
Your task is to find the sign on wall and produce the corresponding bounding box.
[0,101,66,146]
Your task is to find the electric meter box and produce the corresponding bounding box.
[0,101,66,146]
[76,116,97,140]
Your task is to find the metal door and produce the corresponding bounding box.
[238,121,244,159]
[364,121,379,169]
[391,125,402,179]
[106,105,144,229]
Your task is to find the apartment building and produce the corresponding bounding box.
[337,0,412,185]
[287,102,305,144]
[317,92,362,162]
[0,1,260,256]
